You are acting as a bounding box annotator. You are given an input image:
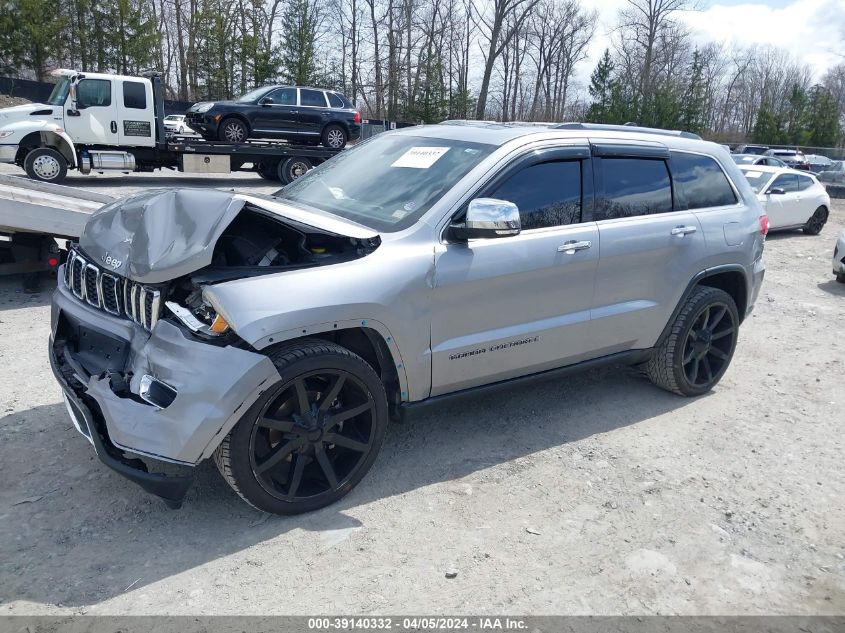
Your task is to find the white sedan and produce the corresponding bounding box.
[163,114,194,136]
[739,165,830,235]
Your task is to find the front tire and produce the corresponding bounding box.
[803,206,827,235]
[646,286,739,397]
[24,147,67,183]
[214,339,388,515]
[836,273,845,284]
[218,117,249,143]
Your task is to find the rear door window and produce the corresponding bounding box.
[670,152,737,209]
[490,160,582,230]
[596,158,673,220]
[122,81,146,109]
[300,89,328,107]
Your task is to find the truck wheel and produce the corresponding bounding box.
[278,156,312,184]
[24,148,67,183]
[256,161,279,181]
[802,206,827,235]
[646,286,739,397]
[218,117,249,143]
[214,339,388,515]
[321,124,347,149]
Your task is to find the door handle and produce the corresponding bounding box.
[557,240,592,253]
[110,121,117,134]
[670,226,697,236]
[290,110,299,114]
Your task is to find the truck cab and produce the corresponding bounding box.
[0,69,158,181]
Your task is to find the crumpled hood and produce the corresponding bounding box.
[79,188,377,284]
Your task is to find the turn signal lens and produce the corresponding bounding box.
[210,314,230,334]
[759,214,769,236]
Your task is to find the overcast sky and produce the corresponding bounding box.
[579,0,844,87]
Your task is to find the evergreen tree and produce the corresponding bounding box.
[802,85,842,147]
[585,49,615,123]
[784,83,806,144]
[680,49,706,134]
[279,0,321,86]
[752,102,783,144]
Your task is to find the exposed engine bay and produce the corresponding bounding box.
[74,189,380,340]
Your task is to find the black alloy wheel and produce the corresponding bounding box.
[214,339,388,514]
[680,301,737,389]
[250,369,377,501]
[646,286,739,396]
[803,207,827,236]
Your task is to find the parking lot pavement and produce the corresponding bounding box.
[0,178,843,615]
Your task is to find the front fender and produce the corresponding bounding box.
[202,243,434,401]
[0,120,77,166]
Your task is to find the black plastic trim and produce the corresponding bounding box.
[401,349,652,421]
[49,340,194,508]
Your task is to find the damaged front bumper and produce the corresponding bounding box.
[50,268,281,507]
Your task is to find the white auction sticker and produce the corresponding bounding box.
[391,147,450,169]
[744,170,763,178]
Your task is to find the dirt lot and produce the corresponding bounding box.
[0,169,843,615]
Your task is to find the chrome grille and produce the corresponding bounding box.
[64,247,162,331]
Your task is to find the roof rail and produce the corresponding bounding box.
[554,122,702,140]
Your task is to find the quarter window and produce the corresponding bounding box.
[490,160,582,229]
[122,81,147,109]
[328,93,345,109]
[597,158,672,219]
[267,88,296,105]
[76,79,111,108]
[797,175,814,191]
[771,174,799,193]
[671,152,737,209]
[300,89,328,107]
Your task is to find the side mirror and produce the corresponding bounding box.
[259,97,274,106]
[450,198,521,241]
[766,187,785,195]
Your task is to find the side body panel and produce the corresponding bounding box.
[116,79,156,147]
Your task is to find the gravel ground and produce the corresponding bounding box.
[0,168,843,616]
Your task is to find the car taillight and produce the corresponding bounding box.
[353,111,361,124]
[759,214,769,236]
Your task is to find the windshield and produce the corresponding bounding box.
[740,169,774,194]
[274,134,496,232]
[236,87,273,103]
[164,115,182,121]
[46,76,70,106]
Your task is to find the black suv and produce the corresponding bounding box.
[186,86,361,149]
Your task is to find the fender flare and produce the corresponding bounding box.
[250,318,412,402]
[16,124,78,168]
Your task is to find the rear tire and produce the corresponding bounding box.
[646,286,739,397]
[278,156,312,185]
[214,339,388,515]
[802,206,827,235]
[321,124,347,149]
[256,161,280,181]
[24,147,67,183]
[836,273,845,284]
[218,117,249,143]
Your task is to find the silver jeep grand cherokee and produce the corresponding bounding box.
[50,122,767,514]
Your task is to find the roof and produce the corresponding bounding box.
[737,164,814,177]
[391,121,716,151]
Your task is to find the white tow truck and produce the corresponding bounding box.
[0,69,340,184]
